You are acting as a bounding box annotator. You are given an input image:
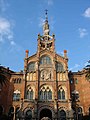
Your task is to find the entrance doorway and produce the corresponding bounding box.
[59,110,66,120]
[40,108,52,120]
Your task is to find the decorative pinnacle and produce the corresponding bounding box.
[25,50,29,58]
[25,50,29,53]
[43,9,50,36]
[64,50,67,53]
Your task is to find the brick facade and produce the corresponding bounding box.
[0,14,90,120]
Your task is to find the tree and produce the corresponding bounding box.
[0,66,10,86]
[85,60,90,81]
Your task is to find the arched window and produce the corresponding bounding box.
[40,90,43,100]
[40,86,52,100]
[17,78,21,83]
[40,56,51,65]
[13,90,20,101]
[48,89,52,99]
[56,62,64,72]
[13,78,22,84]
[62,90,65,99]
[58,90,61,99]
[28,62,35,72]
[58,87,65,100]
[27,87,33,100]
[44,90,47,100]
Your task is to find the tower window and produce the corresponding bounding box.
[12,78,21,84]
[75,78,78,84]
[56,62,64,72]
[28,62,35,72]
[40,87,52,100]
[13,90,20,101]
[40,56,51,65]
[70,79,74,84]
[58,87,65,100]
[27,87,34,100]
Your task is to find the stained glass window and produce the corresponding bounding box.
[13,90,20,101]
[56,62,64,72]
[27,88,33,100]
[48,90,52,99]
[40,87,52,100]
[40,56,51,65]
[28,62,35,72]
[58,88,65,100]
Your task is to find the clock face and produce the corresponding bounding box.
[40,70,51,81]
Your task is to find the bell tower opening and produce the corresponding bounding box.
[40,108,52,120]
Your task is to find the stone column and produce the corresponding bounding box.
[54,99,58,120]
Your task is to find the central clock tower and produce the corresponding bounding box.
[37,11,55,53]
[23,11,72,120]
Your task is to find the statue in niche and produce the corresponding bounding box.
[40,70,52,81]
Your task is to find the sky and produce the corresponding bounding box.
[0,0,90,72]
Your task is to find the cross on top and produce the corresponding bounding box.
[45,9,48,15]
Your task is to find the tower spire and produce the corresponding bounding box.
[43,9,50,36]
[45,9,48,21]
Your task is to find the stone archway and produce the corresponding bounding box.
[25,109,32,120]
[40,108,52,120]
[58,109,66,120]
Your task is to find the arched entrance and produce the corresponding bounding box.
[58,110,66,120]
[40,108,52,120]
[25,109,32,120]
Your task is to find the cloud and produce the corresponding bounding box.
[0,17,15,45]
[84,61,88,67]
[84,61,90,68]
[44,0,53,6]
[78,28,88,38]
[83,7,90,18]
[10,41,16,45]
[9,43,24,53]
[27,18,33,24]
[0,0,15,46]
[70,64,80,71]
[38,17,45,27]
[47,0,53,6]
[0,0,9,12]
[49,16,55,30]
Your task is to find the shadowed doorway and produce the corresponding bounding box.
[40,108,52,120]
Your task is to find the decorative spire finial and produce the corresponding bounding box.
[45,9,48,15]
[43,9,50,36]
[45,9,48,21]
